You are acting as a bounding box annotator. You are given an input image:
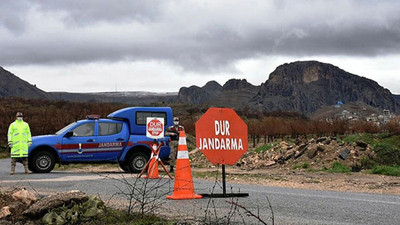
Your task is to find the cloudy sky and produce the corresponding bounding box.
[1,0,400,93]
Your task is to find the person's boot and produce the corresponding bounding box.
[23,159,32,174]
[10,165,15,175]
[170,166,174,173]
[10,159,16,175]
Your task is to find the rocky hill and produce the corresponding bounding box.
[0,66,52,100]
[178,79,259,108]
[179,61,400,115]
[252,61,399,114]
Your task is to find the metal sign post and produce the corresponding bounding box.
[196,108,249,198]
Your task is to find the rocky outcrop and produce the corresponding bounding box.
[251,61,400,114]
[202,80,223,96]
[222,79,256,91]
[178,79,259,108]
[177,81,222,104]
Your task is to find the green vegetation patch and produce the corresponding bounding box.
[324,161,351,173]
[370,165,400,177]
[342,133,400,167]
[255,142,277,153]
[292,162,310,170]
[342,133,374,145]
[372,143,400,166]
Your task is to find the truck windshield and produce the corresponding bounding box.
[55,122,77,135]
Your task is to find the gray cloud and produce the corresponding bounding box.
[0,1,30,34]
[1,0,400,72]
[39,0,165,25]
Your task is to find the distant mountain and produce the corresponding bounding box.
[178,79,259,108]
[0,66,176,104]
[51,91,177,105]
[179,61,400,115]
[0,66,52,100]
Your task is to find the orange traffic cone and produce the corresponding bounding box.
[145,143,160,179]
[166,131,202,200]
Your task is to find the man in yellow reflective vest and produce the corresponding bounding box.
[8,112,32,175]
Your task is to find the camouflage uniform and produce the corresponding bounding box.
[165,118,184,172]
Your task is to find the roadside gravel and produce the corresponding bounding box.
[63,164,400,196]
[191,166,400,195]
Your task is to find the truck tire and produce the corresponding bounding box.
[127,152,149,173]
[118,162,129,172]
[30,151,56,173]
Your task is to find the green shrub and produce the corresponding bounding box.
[341,134,400,167]
[42,196,106,225]
[360,157,375,169]
[42,196,171,225]
[373,142,400,165]
[325,161,351,173]
[370,165,400,177]
[374,135,400,147]
[375,132,393,139]
[343,134,360,144]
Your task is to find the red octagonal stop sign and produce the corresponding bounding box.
[196,108,248,165]
[146,117,164,139]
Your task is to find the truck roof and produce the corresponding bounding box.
[107,107,173,135]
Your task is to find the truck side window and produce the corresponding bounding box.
[72,123,95,137]
[136,112,167,125]
[99,122,122,136]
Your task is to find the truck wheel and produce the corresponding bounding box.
[118,162,129,172]
[127,152,149,173]
[30,151,55,173]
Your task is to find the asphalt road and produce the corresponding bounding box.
[1,158,399,224]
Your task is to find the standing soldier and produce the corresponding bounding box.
[8,112,32,175]
[165,117,184,172]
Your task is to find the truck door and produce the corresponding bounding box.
[94,121,127,161]
[61,121,96,162]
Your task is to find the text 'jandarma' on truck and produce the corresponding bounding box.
[27,107,174,173]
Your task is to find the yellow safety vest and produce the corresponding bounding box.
[8,120,32,158]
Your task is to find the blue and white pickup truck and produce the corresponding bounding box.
[28,107,173,173]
